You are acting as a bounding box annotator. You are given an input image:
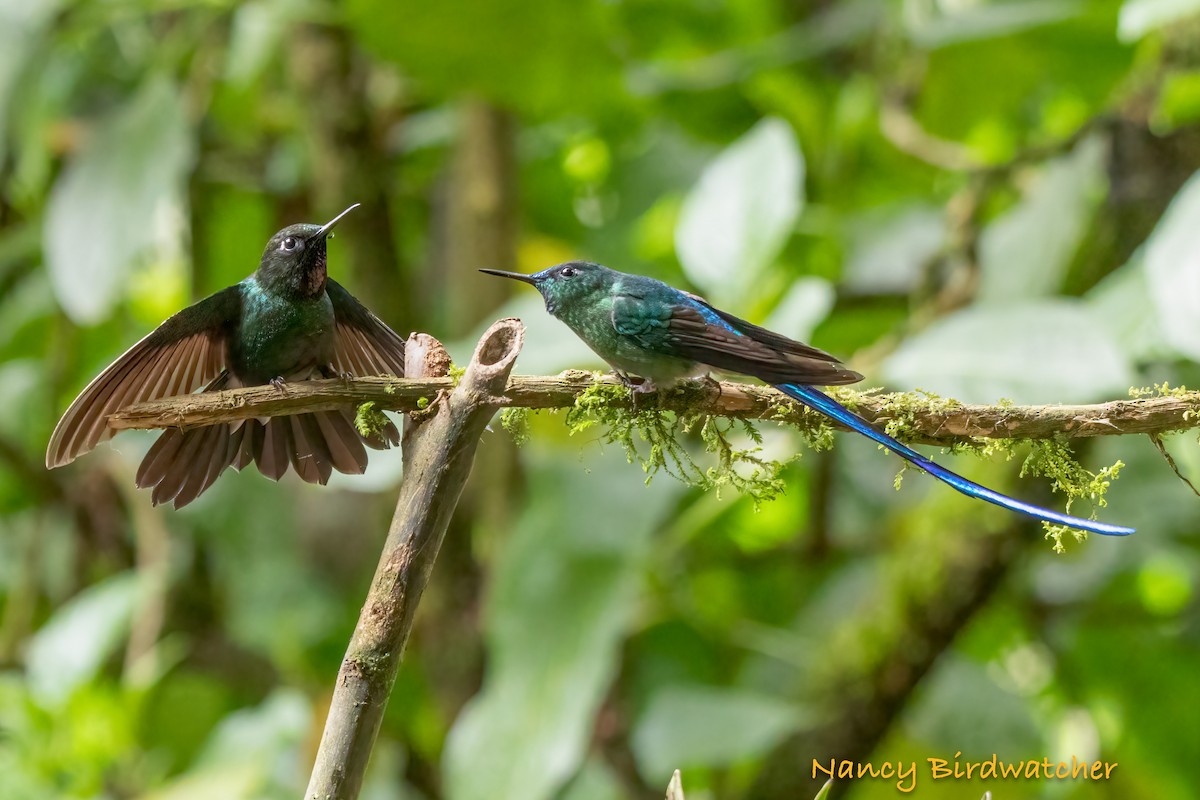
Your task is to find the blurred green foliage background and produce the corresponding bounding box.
[2,0,1200,798]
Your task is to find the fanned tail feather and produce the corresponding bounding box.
[136,408,400,510]
[777,383,1134,536]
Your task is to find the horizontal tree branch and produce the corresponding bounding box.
[107,372,1200,445]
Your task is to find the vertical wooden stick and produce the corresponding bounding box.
[305,318,524,799]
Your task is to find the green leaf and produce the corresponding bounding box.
[1084,255,1174,361]
[881,300,1134,403]
[1143,170,1200,359]
[1118,0,1200,41]
[451,292,601,375]
[843,205,945,294]
[0,0,62,165]
[136,764,263,800]
[559,758,627,800]
[224,0,300,87]
[977,135,1107,303]
[813,778,833,800]
[443,455,680,800]
[631,685,806,780]
[762,277,835,344]
[903,0,1081,47]
[43,78,194,324]
[25,572,140,708]
[345,0,621,113]
[675,118,804,299]
[906,656,1041,754]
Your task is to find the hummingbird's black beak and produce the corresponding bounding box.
[315,203,361,239]
[479,268,538,285]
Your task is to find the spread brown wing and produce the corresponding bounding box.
[46,285,242,468]
[327,279,406,377]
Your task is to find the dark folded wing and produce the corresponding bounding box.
[326,279,406,377]
[612,290,862,386]
[46,285,243,468]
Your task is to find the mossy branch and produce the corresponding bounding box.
[109,372,1200,445]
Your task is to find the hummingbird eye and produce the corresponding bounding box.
[559,266,577,278]
[281,236,300,252]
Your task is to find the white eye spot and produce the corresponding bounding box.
[281,236,300,251]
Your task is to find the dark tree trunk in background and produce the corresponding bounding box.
[290,24,409,329]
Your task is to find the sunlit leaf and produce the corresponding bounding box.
[25,572,140,708]
[43,78,194,324]
[1143,170,1200,359]
[631,685,806,780]
[978,135,1107,303]
[675,118,804,299]
[881,300,1134,403]
[444,455,680,800]
[1118,0,1200,41]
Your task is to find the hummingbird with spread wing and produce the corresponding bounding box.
[481,261,1134,537]
[47,204,406,509]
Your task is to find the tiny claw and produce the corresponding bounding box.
[270,376,288,393]
[321,363,353,382]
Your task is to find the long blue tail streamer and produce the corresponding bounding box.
[777,383,1134,536]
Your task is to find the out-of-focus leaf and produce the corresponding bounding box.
[0,0,61,165]
[844,206,944,294]
[559,758,626,800]
[193,689,310,795]
[136,764,263,800]
[225,0,300,87]
[1143,170,1200,359]
[346,0,621,113]
[1118,0,1200,41]
[881,300,1134,403]
[44,78,194,324]
[813,779,833,800]
[906,656,1041,754]
[631,685,806,780]
[978,135,1107,303]
[1084,254,1174,361]
[675,118,804,299]
[1154,69,1200,129]
[444,454,680,800]
[450,292,601,376]
[25,572,140,707]
[762,277,835,343]
[903,0,1080,47]
[1136,552,1194,616]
